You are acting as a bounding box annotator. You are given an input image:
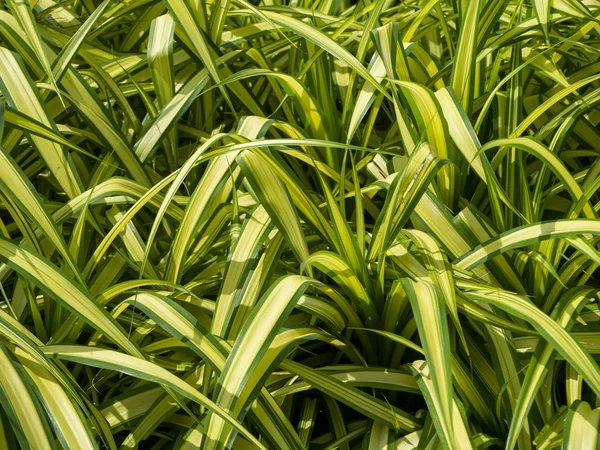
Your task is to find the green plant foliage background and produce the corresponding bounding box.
[0,0,599,448]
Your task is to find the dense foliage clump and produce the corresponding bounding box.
[0,0,599,448]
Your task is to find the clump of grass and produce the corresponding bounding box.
[0,0,599,448]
